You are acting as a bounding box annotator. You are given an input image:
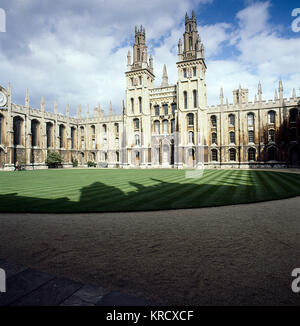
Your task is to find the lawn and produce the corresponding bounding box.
[0,169,300,213]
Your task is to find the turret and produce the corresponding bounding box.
[161,64,169,88]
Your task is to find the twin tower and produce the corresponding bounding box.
[123,12,207,167]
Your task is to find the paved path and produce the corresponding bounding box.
[0,259,154,306]
[1,195,300,305]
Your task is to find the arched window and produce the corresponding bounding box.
[31,120,40,147]
[103,124,107,134]
[133,118,139,130]
[211,149,218,162]
[248,130,254,143]
[155,105,160,116]
[104,152,108,161]
[212,132,217,144]
[189,131,194,144]
[289,108,299,123]
[103,138,107,148]
[189,37,193,51]
[211,115,217,127]
[268,129,275,142]
[229,131,235,144]
[163,120,168,134]
[0,114,3,144]
[290,128,297,141]
[184,91,188,109]
[115,138,119,148]
[135,134,140,146]
[162,104,168,115]
[131,98,134,113]
[248,113,254,126]
[171,119,175,134]
[46,122,53,148]
[139,97,142,113]
[229,148,236,161]
[13,116,23,146]
[267,147,277,161]
[137,48,140,61]
[116,151,120,162]
[171,103,177,115]
[248,148,256,161]
[154,120,160,134]
[193,90,197,108]
[183,69,187,78]
[229,114,235,127]
[187,113,194,126]
[115,123,119,134]
[59,125,65,149]
[268,111,276,124]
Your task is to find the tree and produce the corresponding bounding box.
[45,151,63,168]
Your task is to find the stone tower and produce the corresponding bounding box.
[176,11,208,167]
[124,26,155,167]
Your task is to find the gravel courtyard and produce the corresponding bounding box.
[0,195,300,306]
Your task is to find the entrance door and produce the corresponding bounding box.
[135,152,140,166]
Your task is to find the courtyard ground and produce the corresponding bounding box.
[0,194,300,305]
[1,169,300,212]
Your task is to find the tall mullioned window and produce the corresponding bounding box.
[230,132,235,144]
[248,130,254,143]
[163,120,168,134]
[131,98,134,113]
[154,120,160,134]
[171,103,177,115]
[229,148,236,161]
[163,104,168,115]
[133,118,139,130]
[139,97,142,113]
[248,113,254,126]
[211,149,218,162]
[184,91,188,109]
[155,106,160,116]
[211,115,217,127]
[193,90,197,108]
[229,114,235,127]
[187,113,194,126]
[268,111,275,124]
[212,132,217,144]
[248,148,256,161]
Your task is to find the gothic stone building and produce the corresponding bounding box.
[0,12,300,171]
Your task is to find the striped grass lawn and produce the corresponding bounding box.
[0,169,300,213]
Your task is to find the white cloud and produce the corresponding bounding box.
[0,0,299,116]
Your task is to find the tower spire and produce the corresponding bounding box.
[161,64,169,87]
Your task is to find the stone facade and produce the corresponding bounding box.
[0,12,299,170]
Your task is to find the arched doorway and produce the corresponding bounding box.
[188,148,195,167]
[290,146,300,167]
[162,144,169,165]
[135,151,140,166]
[80,152,84,165]
[267,147,277,161]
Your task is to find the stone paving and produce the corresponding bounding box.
[0,259,154,306]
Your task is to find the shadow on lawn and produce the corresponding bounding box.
[0,173,300,213]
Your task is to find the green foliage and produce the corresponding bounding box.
[46,151,63,168]
[72,157,78,167]
[87,161,97,168]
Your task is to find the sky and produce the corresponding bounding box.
[0,0,300,116]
